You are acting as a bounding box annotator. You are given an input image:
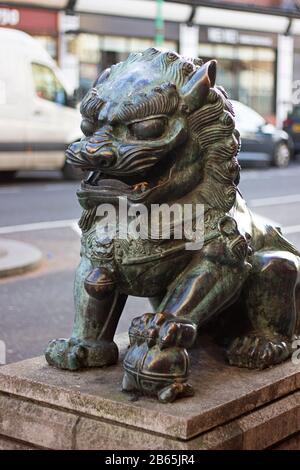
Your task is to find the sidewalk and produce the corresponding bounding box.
[0,239,42,278]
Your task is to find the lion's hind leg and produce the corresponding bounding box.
[227,251,300,369]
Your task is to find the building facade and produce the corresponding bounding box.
[1,1,300,124]
[64,11,288,123]
[0,5,58,59]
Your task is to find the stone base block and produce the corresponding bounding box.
[0,338,299,450]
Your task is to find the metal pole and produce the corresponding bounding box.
[155,0,164,46]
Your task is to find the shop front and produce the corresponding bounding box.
[0,3,294,125]
[64,13,178,98]
[65,13,278,121]
[0,5,58,59]
[198,26,277,121]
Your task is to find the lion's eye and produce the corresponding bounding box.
[129,118,166,140]
[81,118,97,136]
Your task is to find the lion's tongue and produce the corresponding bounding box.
[97,178,131,190]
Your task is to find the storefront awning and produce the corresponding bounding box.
[164,1,300,19]
[2,0,300,34]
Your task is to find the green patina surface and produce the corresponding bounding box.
[45,48,300,403]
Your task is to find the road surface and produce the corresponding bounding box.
[0,165,299,363]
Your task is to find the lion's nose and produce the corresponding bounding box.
[84,143,116,168]
[100,150,115,167]
[92,149,116,168]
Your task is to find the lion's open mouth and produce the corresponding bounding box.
[80,168,171,199]
[77,148,176,201]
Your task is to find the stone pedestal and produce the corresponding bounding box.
[0,336,298,450]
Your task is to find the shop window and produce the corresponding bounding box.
[293,51,300,81]
[199,44,275,118]
[67,33,177,100]
[74,34,101,64]
[31,63,67,106]
[78,63,99,100]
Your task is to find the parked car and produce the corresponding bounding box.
[232,100,292,168]
[0,28,82,180]
[283,106,300,156]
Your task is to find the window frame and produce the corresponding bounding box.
[31,62,69,107]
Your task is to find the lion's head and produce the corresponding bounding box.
[68,48,240,212]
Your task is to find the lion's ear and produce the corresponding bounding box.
[93,67,111,87]
[181,60,217,112]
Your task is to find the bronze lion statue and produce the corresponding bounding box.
[45,49,300,403]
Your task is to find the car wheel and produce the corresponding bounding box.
[272,142,291,168]
[0,171,17,181]
[62,162,84,181]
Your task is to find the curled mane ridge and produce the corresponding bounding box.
[188,87,241,213]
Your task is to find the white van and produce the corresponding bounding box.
[0,28,82,180]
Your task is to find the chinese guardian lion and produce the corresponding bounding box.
[45,49,300,403]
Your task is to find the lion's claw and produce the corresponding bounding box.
[45,337,118,370]
[227,334,292,369]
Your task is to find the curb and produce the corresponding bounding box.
[0,239,42,278]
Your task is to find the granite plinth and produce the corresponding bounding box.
[0,336,298,450]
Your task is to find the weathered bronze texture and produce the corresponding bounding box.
[123,313,197,403]
[45,49,300,403]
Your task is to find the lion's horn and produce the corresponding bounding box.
[181,60,217,113]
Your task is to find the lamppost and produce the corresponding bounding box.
[155,0,164,46]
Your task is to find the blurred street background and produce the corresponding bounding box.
[1,0,300,364]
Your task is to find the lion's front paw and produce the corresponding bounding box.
[45,337,118,370]
[227,334,291,370]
